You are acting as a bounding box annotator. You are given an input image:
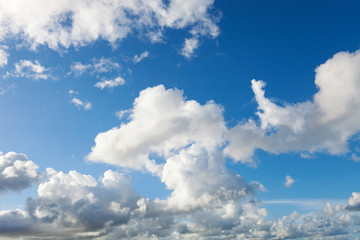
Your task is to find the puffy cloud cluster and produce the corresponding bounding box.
[225,50,360,164]
[0,0,219,58]
[0,151,40,193]
[0,166,358,239]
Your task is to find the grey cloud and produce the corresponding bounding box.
[0,151,40,193]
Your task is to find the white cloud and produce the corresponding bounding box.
[13,59,50,80]
[0,0,219,56]
[70,62,90,76]
[225,50,360,165]
[95,76,125,90]
[284,175,295,188]
[133,51,149,63]
[0,46,8,67]
[0,83,16,96]
[92,57,120,74]
[115,109,132,119]
[344,192,360,211]
[70,58,120,76]
[88,84,226,170]
[0,151,40,192]
[181,37,199,58]
[71,97,91,110]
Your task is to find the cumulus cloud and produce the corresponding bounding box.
[225,50,360,165]
[71,97,92,110]
[95,76,125,90]
[344,192,360,211]
[0,0,219,57]
[13,59,51,80]
[0,151,40,193]
[133,51,149,64]
[284,175,295,188]
[88,84,226,170]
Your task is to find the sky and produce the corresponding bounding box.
[0,0,360,239]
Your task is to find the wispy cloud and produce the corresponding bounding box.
[94,76,125,90]
[133,51,149,63]
[71,97,91,110]
[13,60,51,80]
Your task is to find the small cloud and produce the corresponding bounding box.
[68,89,79,95]
[181,37,199,59]
[0,83,16,95]
[70,62,90,76]
[284,175,295,188]
[351,154,360,162]
[133,51,149,63]
[95,76,125,90]
[14,60,51,80]
[0,46,8,67]
[115,109,132,119]
[300,153,315,159]
[71,97,91,110]
[92,57,120,74]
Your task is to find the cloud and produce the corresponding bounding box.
[284,175,295,188]
[344,192,360,211]
[71,97,92,110]
[0,0,219,56]
[70,62,91,76]
[95,76,125,90]
[0,151,40,193]
[181,37,199,58]
[0,83,16,96]
[0,46,8,67]
[133,51,149,64]
[70,58,120,76]
[88,84,226,170]
[225,50,360,165]
[0,155,355,239]
[13,59,51,80]
[92,58,120,74]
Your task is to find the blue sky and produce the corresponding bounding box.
[1,0,360,239]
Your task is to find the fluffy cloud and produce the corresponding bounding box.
[225,50,360,164]
[0,155,356,239]
[88,84,226,170]
[344,192,360,211]
[71,97,92,110]
[0,0,219,57]
[284,175,295,188]
[13,60,51,80]
[0,151,40,193]
[95,76,125,90]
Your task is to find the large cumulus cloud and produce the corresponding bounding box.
[0,151,40,193]
[225,50,360,164]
